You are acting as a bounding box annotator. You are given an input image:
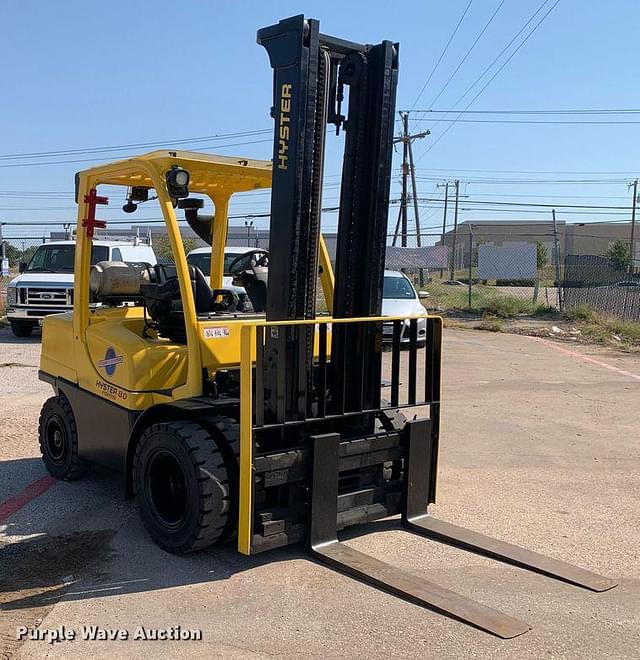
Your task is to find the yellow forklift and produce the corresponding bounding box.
[37,15,615,638]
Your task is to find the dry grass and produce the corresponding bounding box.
[562,306,640,348]
[478,315,504,332]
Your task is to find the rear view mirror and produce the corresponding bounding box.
[418,290,430,299]
[19,261,27,273]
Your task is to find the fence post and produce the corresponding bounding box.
[0,222,7,277]
[467,224,473,308]
[552,209,563,311]
[449,179,459,281]
[629,178,637,275]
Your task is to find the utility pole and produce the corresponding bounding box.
[392,112,429,247]
[406,118,422,247]
[437,181,449,278]
[449,179,460,281]
[552,209,563,310]
[400,116,409,247]
[629,179,638,274]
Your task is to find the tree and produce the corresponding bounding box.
[3,242,22,266]
[3,242,38,267]
[607,239,631,271]
[154,236,198,263]
[536,241,549,269]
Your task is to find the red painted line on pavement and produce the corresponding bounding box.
[0,475,57,524]
[531,337,640,382]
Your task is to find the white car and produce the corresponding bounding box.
[382,270,428,344]
[186,246,255,310]
[6,240,157,337]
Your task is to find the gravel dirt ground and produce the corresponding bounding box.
[0,325,638,659]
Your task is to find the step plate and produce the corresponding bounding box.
[312,541,531,639]
[405,516,618,593]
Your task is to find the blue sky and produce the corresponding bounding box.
[1,0,639,242]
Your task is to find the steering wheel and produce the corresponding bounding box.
[227,249,269,275]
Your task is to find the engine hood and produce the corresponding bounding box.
[381,298,424,318]
[8,272,75,288]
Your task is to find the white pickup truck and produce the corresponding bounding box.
[5,239,157,337]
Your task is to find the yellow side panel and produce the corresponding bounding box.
[83,311,188,399]
[198,320,331,372]
[40,313,77,383]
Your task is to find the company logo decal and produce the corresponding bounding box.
[277,83,292,170]
[97,347,124,376]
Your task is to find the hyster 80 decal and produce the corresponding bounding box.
[277,83,292,170]
[97,347,124,376]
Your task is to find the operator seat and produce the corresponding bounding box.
[150,263,211,314]
[142,264,237,342]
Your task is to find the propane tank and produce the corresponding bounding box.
[90,261,148,298]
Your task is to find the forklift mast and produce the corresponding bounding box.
[257,15,398,417]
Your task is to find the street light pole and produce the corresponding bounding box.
[245,220,254,247]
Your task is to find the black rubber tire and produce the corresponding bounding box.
[133,420,233,554]
[10,320,35,337]
[38,395,85,480]
[198,416,240,542]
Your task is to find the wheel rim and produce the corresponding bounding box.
[45,416,68,465]
[145,450,190,530]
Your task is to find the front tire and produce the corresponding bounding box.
[38,395,85,480]
[10,320,35,337]
[133,421,233,554]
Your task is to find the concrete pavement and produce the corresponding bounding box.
[1,327,638,659]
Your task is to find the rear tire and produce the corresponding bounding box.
[39,395,85,480]
[10,320,35,337]
[133,420,234,554]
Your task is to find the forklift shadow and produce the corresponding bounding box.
[0,462,300,612]
[0,532,300,613]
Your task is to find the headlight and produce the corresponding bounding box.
[7,286,17,306]
[165,166,190,198]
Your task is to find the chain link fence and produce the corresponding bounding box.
[386,231,562,316]
[563,255,640,322]
[1,236,49,317]
[2,231,638,324]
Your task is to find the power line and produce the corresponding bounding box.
[415,167,640,175]
[416,197,634,210]
[416,0,562,162]
[417,0,553,138]
[414,175,628,185]
[408,108,640,115]
[409,0,474,110]
[0,138,274,169]
[0,129,271,161]
[427,0,506,110]
[414,118,640,125]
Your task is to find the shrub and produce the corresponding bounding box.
[563,305,599,323]
[478,315,503,332]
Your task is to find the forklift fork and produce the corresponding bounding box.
[307,420,617,638]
